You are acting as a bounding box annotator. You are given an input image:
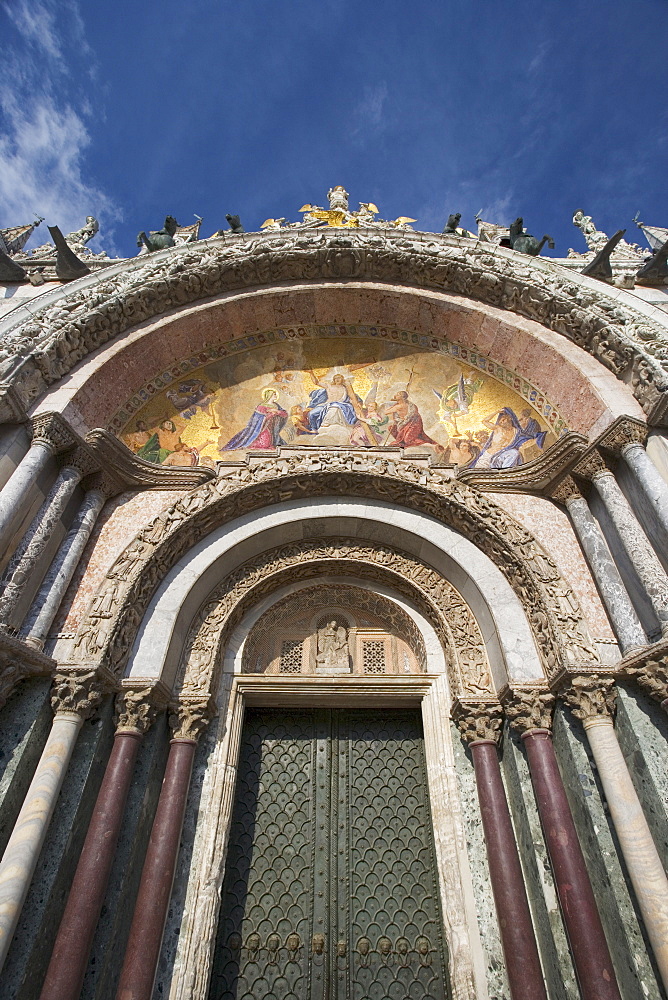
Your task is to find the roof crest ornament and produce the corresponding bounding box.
[261,186,417,231]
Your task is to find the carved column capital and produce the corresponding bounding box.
[115,685,166,735]
[550,475,582,505]
[574,448,611,482]
[452,698,503,744]
[598,416,648,457]
[31,412,77,456]
[50,669,108,720]
[65,445,101,480]
[559,673,617,721]
[169,695,216,742]
[502,686,555,733]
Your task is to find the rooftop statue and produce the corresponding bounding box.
[443,213,472,238]
[137,216,179,254]
[570,210,643,262]
[225,214,245,234]
[297,187,416,230]
[65,215,99,250]
[508,217,555,257]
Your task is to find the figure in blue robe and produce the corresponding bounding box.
[471,407,547,469]
[222,389,288,451]
[305,373,361,433]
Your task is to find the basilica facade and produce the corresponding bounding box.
[0,199,667,1000]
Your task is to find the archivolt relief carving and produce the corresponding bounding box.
[1,228,667,421]
[172,539,490,700]
[68,454,600,679]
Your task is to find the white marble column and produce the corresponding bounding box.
[553,477,647,653]
[0,465,83,629]
[0,671,101,972]
[563,676,668,992]
[0,414,75,556]
[577,452,668,635]
[21,487,106,649]
[621,440,668,537]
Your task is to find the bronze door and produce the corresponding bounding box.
[209,708,450,1000]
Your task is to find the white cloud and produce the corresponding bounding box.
[352,82,389,135]
[0,0,120,252]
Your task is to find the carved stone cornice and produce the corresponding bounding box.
[0,383,27,424]
[114,682,168,735]
[597,415,648,457]
[573,448,611,481]
[66,458,599,684]
[501,685,555,733]
[50,668,113,720]
[84,428,215,491]
[452,698,504,744]
[558,673,617,720]
[618,638,668,707]
[549,475,582,505]
[30,412,77,455]
[457,432,588,494]
[1,228,667,423]
[169,695,216,742]
[0,632,55,707]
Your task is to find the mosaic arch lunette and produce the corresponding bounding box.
[117,330,560,471]
[65,455,600,682]
[169,541,491,700]
[4,228,667,423]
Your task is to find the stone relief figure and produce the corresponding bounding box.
[316,621,350,671]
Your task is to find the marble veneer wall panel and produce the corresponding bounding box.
[0,699,115,1000]
[501,731,577,1000]
[52,489,186,641]
[0,679,52,858]
[487,492,616,642]
[82,713,170,1000]
[450,722,510,999]
[552,707,665,1000]
[615,686,668,875]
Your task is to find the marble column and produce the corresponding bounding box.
[21,487,106,649]
[552,477,647,653]
[453,701,547,1000]
[115,698,213,1000]
[577,450,668,634]
[504,688,622,1000]
[0,414,76,557]
[562,675,668,992]
[0,670,102,973]
[600,418,668,539]
[0,463,85,629]
[39,689,158,1000]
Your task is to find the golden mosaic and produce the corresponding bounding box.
[118,334,560,468]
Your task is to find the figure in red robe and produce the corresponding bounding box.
[384,392,438,448]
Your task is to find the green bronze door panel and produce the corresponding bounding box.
[209,708,450,1000]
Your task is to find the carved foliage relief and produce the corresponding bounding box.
[68,455,600,682]
[2,230,666,420]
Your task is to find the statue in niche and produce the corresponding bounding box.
[316,621,350,672]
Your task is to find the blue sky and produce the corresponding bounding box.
[1,0,667,258]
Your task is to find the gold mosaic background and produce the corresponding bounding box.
[120,340,555,469]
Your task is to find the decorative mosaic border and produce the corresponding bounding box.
[110,323,569,436]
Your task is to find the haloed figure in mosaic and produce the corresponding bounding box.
[222,387,288,451]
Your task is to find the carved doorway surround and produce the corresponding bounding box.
[168,673,485,1000]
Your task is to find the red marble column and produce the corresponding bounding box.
[39,730,142,1000]
[115,738,197,1000]
[471,739,548,1000]
[522,729,622,1000]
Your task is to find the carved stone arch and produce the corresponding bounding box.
[2,229,667,423]
[65,455,600,680]
[171,539,492,701]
